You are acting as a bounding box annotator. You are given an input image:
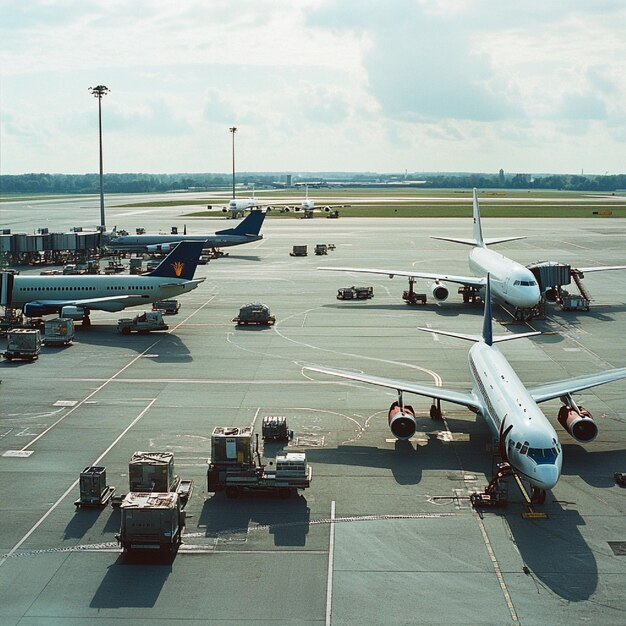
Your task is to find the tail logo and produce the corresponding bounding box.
[172,261,184,277]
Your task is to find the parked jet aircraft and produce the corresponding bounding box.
[207,186,263,218]
[320,188,626,320]
[0,241,206,326]
[305,278,626,502]
[270,185,350,217]
[105,210,265,254]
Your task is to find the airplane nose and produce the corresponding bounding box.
[536,464,560,489]
[516,286,541,308]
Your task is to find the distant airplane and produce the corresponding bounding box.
[305,277,626,503]
[105,210,266,254]
[0,241,206,326]
[320,188,626,320]
[270,185,350,217]
[207,185,263,218]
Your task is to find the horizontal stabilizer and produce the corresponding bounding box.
[431,235,526,247]
[417,327,540,344]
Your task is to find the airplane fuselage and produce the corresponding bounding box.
[468,341,562,489]
[8,274,200,313]
[107,233,261,252]
[468,246,541,310]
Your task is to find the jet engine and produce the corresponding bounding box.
[23,303,56,317]
[147,243,173,253]
[430,282,449,302]
[60,305,86,320]
[388,402,417,440]
[544,288,558,303]
[558,405,598,442]
[323,206,332,212]
[221,207,229,213]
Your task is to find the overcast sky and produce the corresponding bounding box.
[1,0,625,175]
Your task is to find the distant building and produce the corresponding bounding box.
[498,169,505,186]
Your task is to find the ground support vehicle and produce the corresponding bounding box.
[42,317,75,346]
[116,492,185,555]
[262,416,293,441]
[315,244,328,255]
[103,260,125,274]
[327,210,339,218]
[152,299,180,315]
[117,311,168,334]
[74,466,115,508]
[0,308,23,336]
[560,293,590,312]
[129,258,143,275]
[206,426,311,498]
[129,451,180,493]
[3,328,41,360]
[402,277,427,305]
[289,245,308,257]
[233,303,275,326]
[337,286,374,300]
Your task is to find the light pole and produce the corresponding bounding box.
[89,85,109,229]
[229,126,237,199]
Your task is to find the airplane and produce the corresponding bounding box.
[207,185,263,218]
[0,241,206,327]
[320,188,626,320]
[305,277,626,503]
[105,210,266,254]
[269,185,350,218]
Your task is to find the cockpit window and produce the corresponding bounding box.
[515,280,537,287]
[527,447,558,464]
[520,442,529,455]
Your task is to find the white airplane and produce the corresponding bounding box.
[0,241,206,327]
[320,188,626,320]
[271,185,350,217]
[207,186,262,218]
[305,277,626,503]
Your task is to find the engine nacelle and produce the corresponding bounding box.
[323,206,332,212]
[221,207,229,213]
[23,302,56,317]
[544,288,558,303]
[430,282,449,302]
[388,402,417,440]
[147,243,173,253]
[60,305,86,320]
[558,405,598,442]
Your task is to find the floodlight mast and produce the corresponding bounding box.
[229,126,237,199]
[89,85,109,229]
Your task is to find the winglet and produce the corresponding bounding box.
[473,188,485,248]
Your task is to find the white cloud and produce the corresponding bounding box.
[0,0,625,174]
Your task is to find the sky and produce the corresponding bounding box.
[1,0,625,175]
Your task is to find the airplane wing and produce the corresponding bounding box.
[304,365,483,412]
[30,295,145,313]
[529,367,626,404]
[574,265,626,274]
[318,266,486,288]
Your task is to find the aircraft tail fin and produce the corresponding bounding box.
[216,209,265,236]
[145,240,205,280]
[472,188,485,247]
[418,275,540,345]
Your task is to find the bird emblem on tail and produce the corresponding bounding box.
[172,261,184,277]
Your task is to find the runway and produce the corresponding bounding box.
[1,199,626,624]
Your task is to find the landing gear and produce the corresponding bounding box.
[429,398,442,420]
[531,487,546,504]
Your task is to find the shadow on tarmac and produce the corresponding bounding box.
[64,508,101,540]
[75,325,192,362]
[90,556,173,609]
[504,501,597,602]
[198,493,311,547]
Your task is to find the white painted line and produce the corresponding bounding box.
[2,450,34,458]
[249,407,261,430]
[53,400,77,407]
[0,398,156,569]
[325,500,336,626]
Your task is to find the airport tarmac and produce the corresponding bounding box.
[1,199,626,624]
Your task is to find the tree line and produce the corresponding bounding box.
[1,172,625,194]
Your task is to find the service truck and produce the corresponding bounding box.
[3,328,41,361]
[206,426,311,498]
[116,492,185,555]
[117,311,169,334]
[42,317,75,346]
